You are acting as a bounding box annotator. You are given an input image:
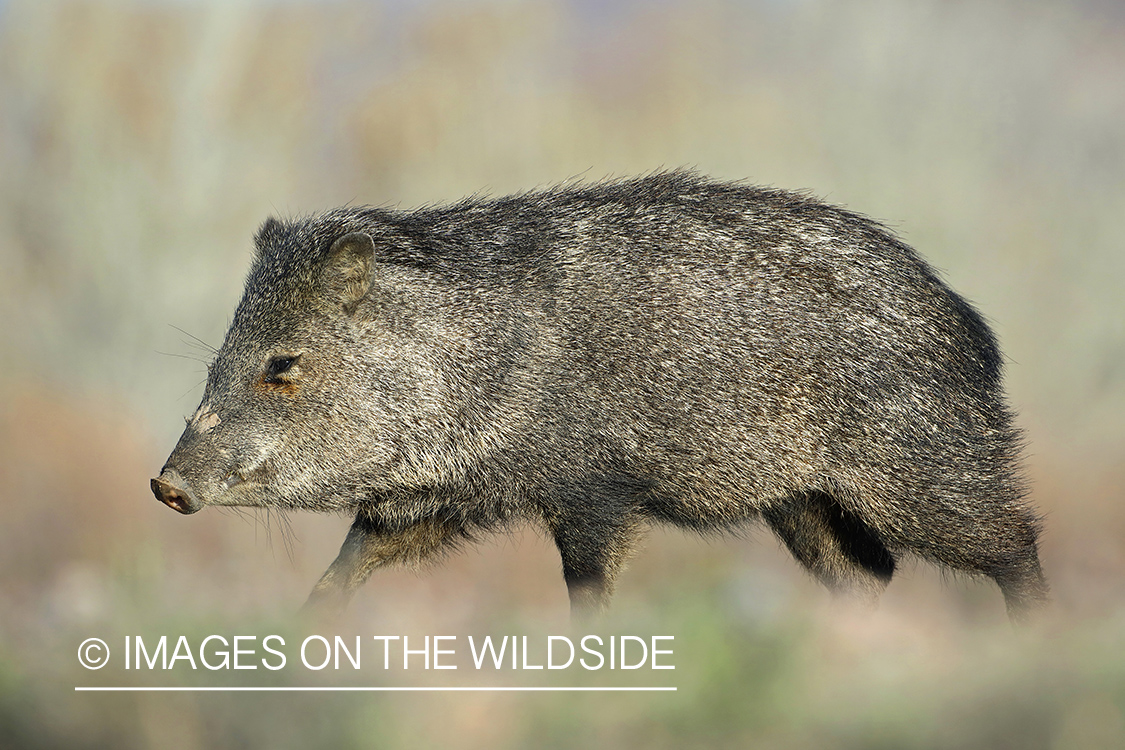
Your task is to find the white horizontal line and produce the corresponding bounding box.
[75,686,676,692]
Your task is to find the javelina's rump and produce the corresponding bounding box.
[151,171,1048,621]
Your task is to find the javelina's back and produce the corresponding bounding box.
[152,171,1047,622]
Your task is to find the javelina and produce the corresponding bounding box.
[151,171,1048,621]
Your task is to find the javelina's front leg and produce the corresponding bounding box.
[302,513,458,621]
[547,480,646,617]
[552,520,642,616]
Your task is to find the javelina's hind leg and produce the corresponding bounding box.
[911,502,1049,623]
[763,491,896,603]
[992,557,1049,624]
[302,513,459,621]
[984,520,1051,623]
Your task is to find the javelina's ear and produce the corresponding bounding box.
[324,232,376,315]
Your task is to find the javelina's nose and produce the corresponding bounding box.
[151,468,202,514]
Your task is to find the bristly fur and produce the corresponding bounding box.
[154,170,1048,622]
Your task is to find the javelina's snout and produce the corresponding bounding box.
[151,468,202,515]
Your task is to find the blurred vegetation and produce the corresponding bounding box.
[1,0,1123,747]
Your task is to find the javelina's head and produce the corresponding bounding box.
[152,212,513,517]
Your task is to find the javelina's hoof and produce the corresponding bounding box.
[299,588,350,628]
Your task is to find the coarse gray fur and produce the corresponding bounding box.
[151,171,1048,622]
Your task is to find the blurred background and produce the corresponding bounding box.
[1,0,1123,747]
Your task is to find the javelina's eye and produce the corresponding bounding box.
[264,354,299,382]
